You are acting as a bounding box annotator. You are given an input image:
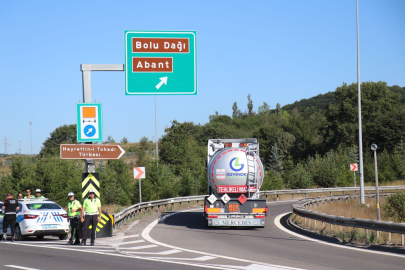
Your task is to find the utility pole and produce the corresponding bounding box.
[18,140,22,155]
[29,122,33,155]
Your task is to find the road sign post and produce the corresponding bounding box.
[134,167,145,203]
[124,30,197,95]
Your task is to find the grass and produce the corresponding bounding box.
[291,196,405,246]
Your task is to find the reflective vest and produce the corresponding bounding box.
[83,197,101,214]
[68,199,82,217]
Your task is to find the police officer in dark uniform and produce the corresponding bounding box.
[2,193,20,242]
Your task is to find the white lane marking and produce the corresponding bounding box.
[83,249,118,253]
[142,209,306,270]
[5,266,42,270]
[148,255,216,261]
[99,234,139,241]
[274,212,405,258]
[45,244,113,249]
[119,244,158,250]
[207,264,295,270]
[123,249,183,255]
[4,242,227,270]
[123,249,182,255]
[113,240,145,246]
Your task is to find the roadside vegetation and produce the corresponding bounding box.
[291,191,405,246]
[1,81,405,214]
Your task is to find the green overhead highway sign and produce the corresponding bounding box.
[124,30,197,95]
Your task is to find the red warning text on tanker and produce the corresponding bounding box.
[132,38,189,53]
[132,57,173,72]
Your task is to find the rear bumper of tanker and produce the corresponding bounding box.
[204,196,268,227]
[207,217,265,227]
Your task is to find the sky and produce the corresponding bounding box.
[1,0,404,155]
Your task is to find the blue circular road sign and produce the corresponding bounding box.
[84,125,96,137]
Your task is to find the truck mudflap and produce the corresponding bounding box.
[208,218,265,227]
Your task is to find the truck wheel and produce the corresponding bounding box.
[59,233,68,240]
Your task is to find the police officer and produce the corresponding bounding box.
[24,189,33,198]
[67,192,82,245]
[35,189,45,198]
[81,189,101,246]
[2,193,20,242]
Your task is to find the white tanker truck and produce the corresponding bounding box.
[204,138,268,227]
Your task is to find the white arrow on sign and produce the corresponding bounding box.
[350,163,358,172]
[155,76,168,89]
[134,167,145,179]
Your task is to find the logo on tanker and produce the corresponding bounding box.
[230,157,244,171]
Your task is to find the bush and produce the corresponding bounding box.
[261,170,283,190]
[283,163,312,189]
[383,192,405,222]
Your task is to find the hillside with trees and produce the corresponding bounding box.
[1,81,405,208]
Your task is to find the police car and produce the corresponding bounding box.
[0,199,69,240]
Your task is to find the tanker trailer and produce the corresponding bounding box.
[204,138,268,227]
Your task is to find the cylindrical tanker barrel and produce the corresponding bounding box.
[207,147,264,198]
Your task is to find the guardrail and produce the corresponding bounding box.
[113,185,405,230]
[113,195,207,229]
[292,191,405,245]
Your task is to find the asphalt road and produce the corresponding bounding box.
[0,200,404,270]
[150,200,405,270]
[0,240,207,270]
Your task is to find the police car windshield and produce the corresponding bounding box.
[26,203,61,210]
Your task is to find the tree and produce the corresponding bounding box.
[247,94,254,116]
[139,136,149,150]
[258,102,270,114]
[232,102,242,119]
[268,143,283,174]
[121,137,129,144]
[104,136,115,143]
[275,131,296,158]
[39,124,76,157]
[325,81,405,152]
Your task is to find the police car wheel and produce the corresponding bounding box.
[15,225,26,241]
[59,233,68,240]
[36,235,44,240]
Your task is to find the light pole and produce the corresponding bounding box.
[29,122,33,155]
[357,0,365,204]
[371,144,380,220]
